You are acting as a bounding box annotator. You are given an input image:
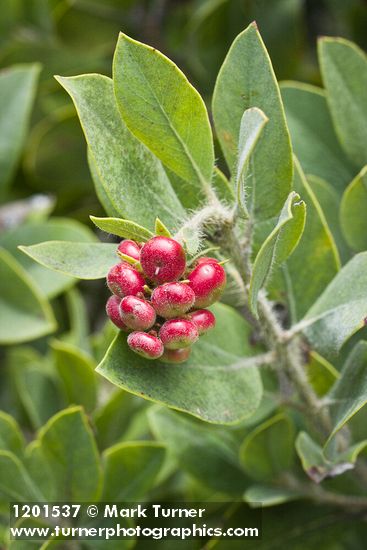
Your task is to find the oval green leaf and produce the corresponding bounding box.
[149,407,249,494]
[113,33,215,204]
[326,341,367,441]
[0,412,24,457]
[302,252,367,357]
[235,107,268,216]
[274,158,340,322]
[102,441,165,501]
[0,248,56,344]
[318,37,367,166]
[281,81,356,192]
[51,340,97,413]
[56,74,184,231]
[296,431,364,483]
[249,191,306,315]
[0,218,96,298]
[340,166,367,251]
[90,216,153,242]
[97,303,263,425]
[212,22,293,219]
[19,241,119,279]
[0,64,40,198]
[35,407,102,501]
[239,414,295,482]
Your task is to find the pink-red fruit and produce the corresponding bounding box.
[188,262,226,308]
[106,295,129,331]
[196,257,219,265]
[107,263,145,298]
[140,236,186,284]
[187,309,216,335]
[118,239,141,260]
[152,282,195,318]
[127,331,164,359]
[119,296,156,331]
[162,347,191,363]
[159,319,198,350]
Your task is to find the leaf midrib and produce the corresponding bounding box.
[122,44,212,193]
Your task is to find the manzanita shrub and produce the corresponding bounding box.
[10,20,367,544]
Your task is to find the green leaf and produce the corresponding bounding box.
[113,33,215,203]
[0,247,56,344]
[90,216,153,242]
[116,252,140,268]
[249,191,306,314]
[178,226,201,256]
[25,441,54,501]
[326,342,367,441]
[308,174,350,262]
[212,167,235,204]
[36,407,102,500]
[0,64,40,197]
[155,218,171,238]
[306,351,339,397]
[93,390,143,450]
[281,81,355,192]
[212,22,293,219]
[274,158,340,322]
[340,166,367,251]
[149,407,249,494]
[0,451,42,501]
[244,485,302,508]
[102,441,165,501]
[56,74,184,230]
[296,431,366,483]
[19,241,118,279]
[64,288,91,354]
[88,148,120,217]
[9,347,64,429]
[0,218,96,298]
[235,107,268,215]
[97,303,263,424]
[302,253,367,357]
[0,412,24,456]
[239,414,295,482]
[318,37,367,166]
[51,340,97,413]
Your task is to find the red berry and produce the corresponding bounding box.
[187,309,216,335]
[159,319,198,350]
[162,347,191,364]
[127,331,163,359]
[117,239,141,260]
[188,262,226,307]
[196,257,219,265]
[151,282,195,318]
[119,296,156,331]
[140,236,186,284]
[106,295,130,331]
[107,263,145,298]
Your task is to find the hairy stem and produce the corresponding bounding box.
[217,221,333,439]
[284,474,367,511]
[174,202,232,246]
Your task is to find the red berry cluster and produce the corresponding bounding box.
[105,236,226,364]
